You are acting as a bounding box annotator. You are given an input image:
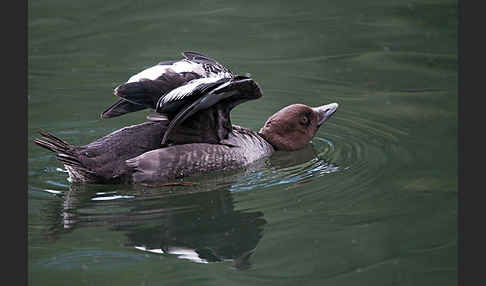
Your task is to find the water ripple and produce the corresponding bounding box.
[228,105,410,197]
[229,138,339,192]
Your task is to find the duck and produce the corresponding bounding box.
[33,101,338,186]
[33,51,339,186]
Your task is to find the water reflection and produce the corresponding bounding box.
[121,188,265,270]
[40,182,266,270]
[36,140,342,270]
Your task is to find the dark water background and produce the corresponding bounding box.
[28,0,457,285]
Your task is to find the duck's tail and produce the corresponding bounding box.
[33,131,71,155]
[33,131,99,182]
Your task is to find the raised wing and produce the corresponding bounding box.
[101,51,232,119]
[158,76,262,145]
[100,71,200,119]
[156,77,229,112]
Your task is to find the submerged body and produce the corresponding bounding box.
[34,120,273,185]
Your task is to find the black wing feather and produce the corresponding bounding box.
[182,51,231,74]
[156,77,230,114]
[100,98,146,119]
[100,71,201,119]
[182,51,220,65]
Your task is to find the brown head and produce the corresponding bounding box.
[258,103,338,151]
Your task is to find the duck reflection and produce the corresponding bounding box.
[121,188,265,270]
[40,180,266,270]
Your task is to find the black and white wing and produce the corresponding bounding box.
[182,51,232,77]
[157,76,261,145]
[100,51,233,119]
[101,71,200,119]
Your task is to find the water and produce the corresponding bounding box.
[28,0,457,285]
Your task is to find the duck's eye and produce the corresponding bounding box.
[300,116,309,125]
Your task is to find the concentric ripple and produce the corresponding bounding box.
[227,110,410,195]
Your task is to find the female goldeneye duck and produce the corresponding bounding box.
[33,101,338,185]
[33,51,339,185]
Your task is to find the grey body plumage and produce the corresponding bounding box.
[127,125,274,185]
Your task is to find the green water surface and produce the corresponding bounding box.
[28,0,457,285]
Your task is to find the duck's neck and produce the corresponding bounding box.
[257,130,280,151]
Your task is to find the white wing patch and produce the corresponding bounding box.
[159,77,223,105]
[126,58,231,84]
[126,65,170,83]
[171,60,206,75]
